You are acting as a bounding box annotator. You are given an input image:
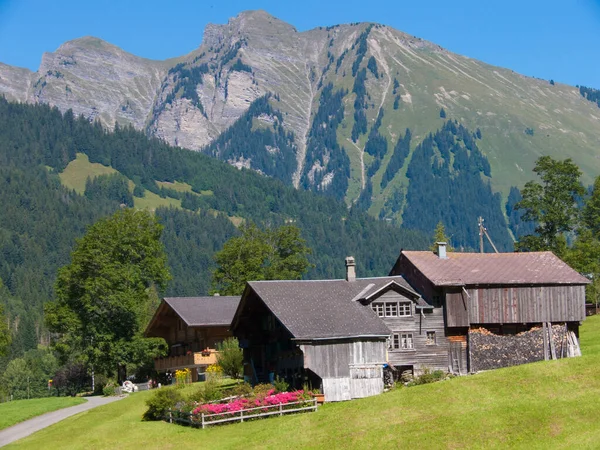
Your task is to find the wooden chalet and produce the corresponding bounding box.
[390,243,590,373]
[231,257,442,401]
[145,296,240,381]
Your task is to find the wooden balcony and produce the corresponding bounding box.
[154,349,219,371]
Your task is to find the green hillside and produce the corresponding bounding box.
[7,316,600,449]
[0,98,427,359]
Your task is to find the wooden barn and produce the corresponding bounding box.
[231,258,415,402]
[145,296,240,381]
[390,243,590,373]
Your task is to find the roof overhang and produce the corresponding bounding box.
[355,280,421,302]
[293,333,391,343]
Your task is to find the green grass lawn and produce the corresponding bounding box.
[0,397,86,431]
[7,316,600,449]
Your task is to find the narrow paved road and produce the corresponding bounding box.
[0,396,123,447]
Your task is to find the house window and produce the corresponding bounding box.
[390,333,414,350]
[401,333,414,349]
[372,303,385,317]
[385,302,398,317]
[372,301,412,317]
[398,302,411,316]
[426,331,436,345]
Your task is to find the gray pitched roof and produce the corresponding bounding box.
[246,276,417,340]
[164,296,240,327]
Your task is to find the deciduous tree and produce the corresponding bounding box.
[211,223,312,295]
[46,209,171,378]
[515,156,584,256]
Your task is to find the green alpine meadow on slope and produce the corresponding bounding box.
[6,315,600,450]
[0,397,86,431]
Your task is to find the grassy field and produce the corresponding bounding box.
[59,153,118,194]
[7,315,600,449]
[0,397,86,431]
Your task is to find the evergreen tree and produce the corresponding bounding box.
[0,304,10,357]
[439,108,447,119]
[430,222,454,252]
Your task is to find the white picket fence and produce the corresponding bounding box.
[167,398,317,428]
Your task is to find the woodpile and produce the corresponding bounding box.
[469,324,572,372]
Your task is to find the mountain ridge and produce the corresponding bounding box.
[1,10,599,246]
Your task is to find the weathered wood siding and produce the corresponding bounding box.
[379,291,449,372]
[445,285,586,327]
[445,288,470,327]
[390,255,437,301]
[302,340,386,401]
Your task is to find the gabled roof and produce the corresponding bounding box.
[163,296,240,327]
[397,251,590,286]
[240,276,417,340]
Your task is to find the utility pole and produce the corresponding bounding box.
[478,216,499,253]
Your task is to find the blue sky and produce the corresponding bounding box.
[1,0,600,87]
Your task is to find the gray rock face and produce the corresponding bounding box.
[2,9,600,214]
[2,37,167,129]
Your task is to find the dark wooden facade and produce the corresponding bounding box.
[232,281,391,401]
[145,300,234,380]
[233,291,305,387]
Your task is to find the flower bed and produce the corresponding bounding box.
[168,389,317,428]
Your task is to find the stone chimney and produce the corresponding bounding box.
[345,256,356,282]
[436,242,448,259]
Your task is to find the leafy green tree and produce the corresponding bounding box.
[216,337,243,379]
[46,209,171,378]
[582,176,600,237]
[211,223,312,295]
[0,304,10,357]
[515,156,584,256]
[1,348,57,399]
[430,222,454,252]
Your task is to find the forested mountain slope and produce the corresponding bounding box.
[2,10,598,248]
[0,99,427,355]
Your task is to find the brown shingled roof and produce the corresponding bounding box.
[400,251,590,286]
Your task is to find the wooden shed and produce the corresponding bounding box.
[390,245,590,373]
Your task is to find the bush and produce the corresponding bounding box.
[189,377,222,403]
[406,368,449,387]
[229,382,253,397]
[53,362,91,397]
[143,387,185,421]
[216,337,243,379]
[273,376,289,393]
[102,380,117,396]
